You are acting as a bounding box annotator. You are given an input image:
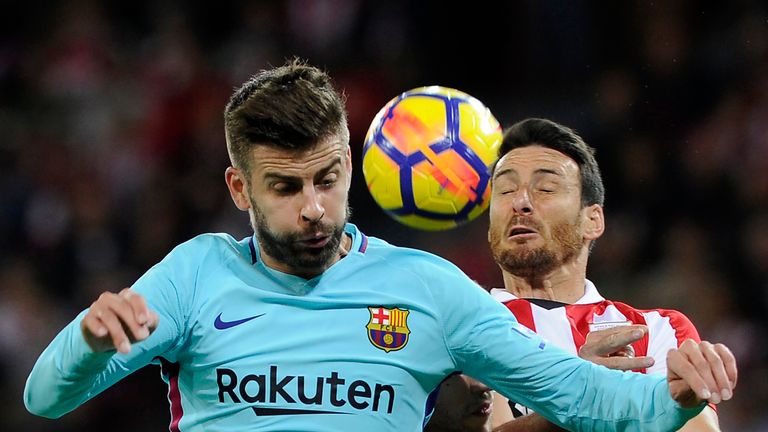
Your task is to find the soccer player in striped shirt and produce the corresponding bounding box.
[424,374,493,432]
[25,62,735,431]
[484,118,722,431]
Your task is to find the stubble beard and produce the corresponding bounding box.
[250,199,350,272]
[490,214,584,279]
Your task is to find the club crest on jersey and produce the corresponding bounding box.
[366,307,410,352]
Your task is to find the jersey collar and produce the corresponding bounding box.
[490,279,605,304]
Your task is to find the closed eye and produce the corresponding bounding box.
[272,182,301,194]
[318,173,339,189]
[535,181,559,193]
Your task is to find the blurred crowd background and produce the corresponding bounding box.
[1,0,767,430]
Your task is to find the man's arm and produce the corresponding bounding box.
[666,339,737,408]
[645,309,722,431]
[24,288,168,418]
[490,385,565,431]
[23,236,201,419]
[491,325,657,432]
[492,390,720,432]
[428,270,736,431]
[491,325,732,432]
[583,326,724,431]
[493,412,565,432]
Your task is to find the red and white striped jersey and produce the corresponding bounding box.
[490,280,701,376]
[490,279,707,422]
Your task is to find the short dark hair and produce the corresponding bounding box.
[224,58,348,171]
[497,118,605,207]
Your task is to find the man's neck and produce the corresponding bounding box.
[502,256,588,304]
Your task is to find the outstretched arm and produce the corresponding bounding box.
[489,328,736,432]
[24,288,164,418]
[491,325,653,432]
[667,339,737,408]
[24,238,199,419]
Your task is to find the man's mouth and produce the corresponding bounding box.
[469,400,493,417]
[299,234,331,248]
[508,225,538,239]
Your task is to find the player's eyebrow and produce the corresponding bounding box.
[532,168,564,177]
[493,167,564,182]
[493,167,516,181]
[262,157,342,183]
[312,157,342,182]
[262,171,298,183]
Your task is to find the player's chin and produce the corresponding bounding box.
[294,247,338,268]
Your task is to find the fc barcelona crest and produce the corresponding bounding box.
[366,307,411,352]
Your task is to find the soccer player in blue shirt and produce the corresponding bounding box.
[24,59,737,431]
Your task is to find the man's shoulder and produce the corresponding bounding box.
[163,233,251,266]
[577,280,695,325]
[345,226,472,287]
[597,299,694,321]
[363,236,461,271]
[586,299,701,341]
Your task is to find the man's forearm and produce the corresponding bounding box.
[493,413,566,432]
[24,313,114,418]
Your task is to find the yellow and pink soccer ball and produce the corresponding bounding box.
[362,86,502,231]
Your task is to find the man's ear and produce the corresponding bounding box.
[345,146,353,190]
[225,167,251,211]
[583,204,605,241]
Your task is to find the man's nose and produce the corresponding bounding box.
[511,188,533,215]
[300,188,325,223]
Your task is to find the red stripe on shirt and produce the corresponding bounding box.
[503,300,536,332]
[657,307,701,344]
[563,303,593,350]
[160,358,184,432]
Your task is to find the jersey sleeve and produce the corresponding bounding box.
[646,309,701,376]
[421,256,704,431]
[23,239,201,419]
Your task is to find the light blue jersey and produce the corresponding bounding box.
[25,224,702,431]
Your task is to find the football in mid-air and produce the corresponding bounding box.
[362,86,502,231]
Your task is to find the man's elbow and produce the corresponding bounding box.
[23,383,69,419]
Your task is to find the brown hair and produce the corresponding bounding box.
[497,118,605,207]
[224,58,348,171]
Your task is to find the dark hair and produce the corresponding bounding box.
[224,58,348,171]
[497,118,605,207]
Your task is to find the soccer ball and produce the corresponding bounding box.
[362,86,502,231]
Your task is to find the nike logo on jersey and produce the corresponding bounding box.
[214,313,265,330]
